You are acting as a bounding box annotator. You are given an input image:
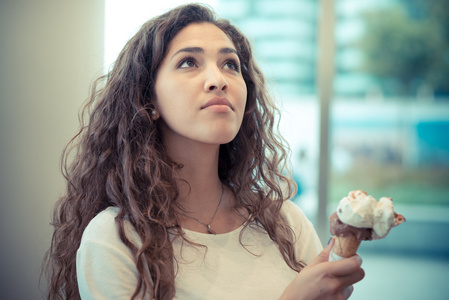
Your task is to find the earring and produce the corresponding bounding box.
[151,109,159,120]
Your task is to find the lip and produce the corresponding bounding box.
[201,97,234,111]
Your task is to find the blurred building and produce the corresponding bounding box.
[217,0,449,210]
[218,0,318,96]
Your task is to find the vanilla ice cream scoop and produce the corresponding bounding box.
[336,190,402,240]
[337,190,377,228]
[372,197,395,239]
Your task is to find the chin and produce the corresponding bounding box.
[204,131,239,145]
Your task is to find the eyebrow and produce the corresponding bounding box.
[171,47,238,60]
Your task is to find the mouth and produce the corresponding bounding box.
[201,97,234,111]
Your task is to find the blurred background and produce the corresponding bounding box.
[1,0,448,299]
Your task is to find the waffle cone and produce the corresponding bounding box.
[333,235,361,258]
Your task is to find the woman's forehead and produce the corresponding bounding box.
[166,22,237,56]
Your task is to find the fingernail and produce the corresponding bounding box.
[343,285,354,298]
[355,254,363,266]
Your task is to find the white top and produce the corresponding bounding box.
[76,200,322,300]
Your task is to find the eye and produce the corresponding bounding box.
[223,59,240,72]
[177,57,198,69]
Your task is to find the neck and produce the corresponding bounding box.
[164,137,223,212]
[161,133,245,234]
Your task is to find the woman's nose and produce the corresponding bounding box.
[204,65,228,92]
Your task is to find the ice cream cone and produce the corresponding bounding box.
[333,234,361,258]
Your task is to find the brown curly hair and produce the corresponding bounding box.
[44,3,304,299]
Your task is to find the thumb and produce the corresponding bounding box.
[308,237,335,267]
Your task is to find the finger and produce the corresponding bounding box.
[308,237,335,267]
[338,267,365,288]
[327,255,362,277]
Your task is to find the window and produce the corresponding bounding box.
[332,1,449,298]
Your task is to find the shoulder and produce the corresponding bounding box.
[280,200,309,228]
[81,207,120,246]
[80,206,141,250]
[81,207,120,242]
[77,207,150,299]
[280,200,323,264]
[80,207,141,247]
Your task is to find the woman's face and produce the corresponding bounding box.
[154,22,247,149]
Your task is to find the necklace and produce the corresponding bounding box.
[180,183,224,235]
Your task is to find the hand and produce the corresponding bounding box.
[280,238,365,300]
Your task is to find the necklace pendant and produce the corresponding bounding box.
[206,224,216,235]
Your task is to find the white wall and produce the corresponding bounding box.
[0,1,105,298]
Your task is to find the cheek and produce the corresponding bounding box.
[237,81,248,112]
[154,79,177,113]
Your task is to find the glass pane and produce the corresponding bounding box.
[217,0,320,223]
[331,0,449,222]
[331,0,449,299]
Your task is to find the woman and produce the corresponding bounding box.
[44,3,364,300]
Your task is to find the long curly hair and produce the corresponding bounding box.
[44,3,304,300]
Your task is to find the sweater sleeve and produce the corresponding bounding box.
[76,207,151,300]
[281,200,323,265]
